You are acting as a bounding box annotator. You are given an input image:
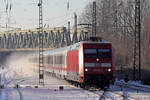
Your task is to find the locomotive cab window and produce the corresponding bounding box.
[97,49,111,58]
[84,49,97,58]
[84,48,111,58]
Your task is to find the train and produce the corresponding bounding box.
[30,37,115,88]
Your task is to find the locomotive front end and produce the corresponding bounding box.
[82,42,115,87]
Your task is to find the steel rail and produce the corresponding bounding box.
[115,81,150,92]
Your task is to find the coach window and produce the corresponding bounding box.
[43,56,47,64]
[54,55,57,65]
[62,54,65,67]
[59,55,62,67]
[50,55,53,65]
[48,56,52,65]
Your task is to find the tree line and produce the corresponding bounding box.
[79,0,150,82]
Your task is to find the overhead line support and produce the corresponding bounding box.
[92,1,97,37]
[133,0,141,81]
[38,0,44,86]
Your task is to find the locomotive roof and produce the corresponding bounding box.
[44,40,111,55]
[80,40,110,44]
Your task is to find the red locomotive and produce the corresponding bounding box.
[30,37,115,87]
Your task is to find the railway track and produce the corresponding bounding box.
[1,67,149,100]
[87,88,138,100]
[8,77,150,100]
[0,69,24,100]
[98,81,150,100]
[115,81,150,92]
[82,82,149,100]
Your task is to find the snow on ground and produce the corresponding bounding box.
[107,84,150,100]
[116,79,150,89]
[0,66,100,100]
[17,86,99,100]
[1,67,150,100]
[0,53,150,100]
[19,72,100,100]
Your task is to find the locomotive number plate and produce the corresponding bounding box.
[93,69,101,72]
[95,63,101,67]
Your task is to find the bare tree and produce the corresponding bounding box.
[79,0,150,80]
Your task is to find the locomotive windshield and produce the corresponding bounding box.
[84,49,97,58]
[84,48,111,58]
[97,49,111,58]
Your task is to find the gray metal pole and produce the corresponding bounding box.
[38,0,44,86]
[92,1,96,37]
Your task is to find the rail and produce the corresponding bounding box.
[115,81,150,92]
[87,86,138,100]
[0,69,24,100]
[106,89,137,100]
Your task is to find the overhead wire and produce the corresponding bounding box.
[54,17,73,27]
[1,0,92,30]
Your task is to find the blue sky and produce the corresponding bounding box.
[0,0,93,30]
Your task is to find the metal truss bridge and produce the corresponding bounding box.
[0,27,89,51]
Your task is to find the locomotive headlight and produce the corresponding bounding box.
[108,68,111,72]
[85,68,88,72]
[96,58,100,62]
